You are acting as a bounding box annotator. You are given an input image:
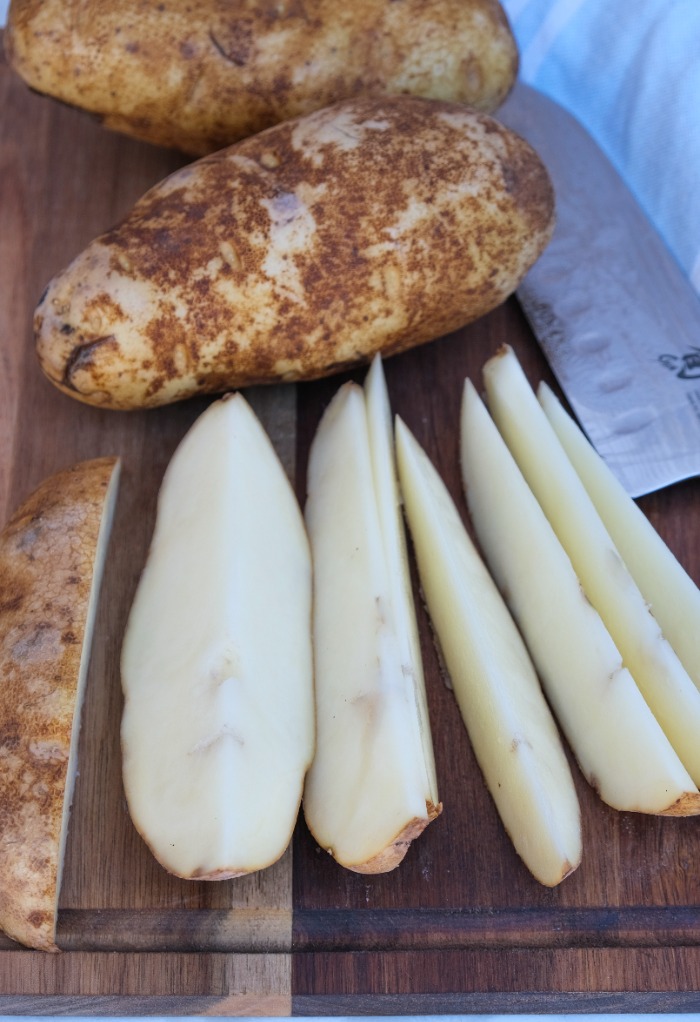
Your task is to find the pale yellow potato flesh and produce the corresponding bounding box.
[395,417,582,886]
[303,370,440,873]
[539,382,700,693]
[6,0,518,154]
[0,457,120,951]
[364,358,439,806]
[482,346,700,789]
[33,95,555,410]
[460,378,700,816]
[120,393,314,880]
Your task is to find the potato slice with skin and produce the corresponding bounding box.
[395,417,582,886]
[539,381,700,692]
[0,457,120,951]
[460,378,700,815]
[483,346,700,788]
[303,371,440,873]
[120,393,314,880]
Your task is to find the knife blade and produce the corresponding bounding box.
[498,82,700,497]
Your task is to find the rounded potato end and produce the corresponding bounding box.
[329,800,443,875]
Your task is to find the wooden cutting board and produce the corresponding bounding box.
[2,34,700,1015]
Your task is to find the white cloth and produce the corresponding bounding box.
[501,0,700,295]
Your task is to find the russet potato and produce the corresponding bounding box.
[0,458,120,950]
[35,95,555,411]
[5,0,518,154]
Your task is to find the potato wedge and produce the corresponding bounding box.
[303,361,440,873]
[460,379,700,816]
[0,457,120,951]
[120,393,314,880]
[483,346,700,788]
[539,382,700,692]
[6,0,518,154]
[396,416,582,887]
[34,95,555,410]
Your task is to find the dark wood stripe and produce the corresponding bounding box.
[0,904,696,953]
[293,906,700,951]
[0,909,289,953]
[0,995,288,1017]
[292,991,700,1016]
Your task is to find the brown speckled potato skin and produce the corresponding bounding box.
[340,800,443,875]
[5,0,518,154]
[0,458,119,951]
[35,95,555,411]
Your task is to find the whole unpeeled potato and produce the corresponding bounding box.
[5,0,518,154]
[35,95,555,411]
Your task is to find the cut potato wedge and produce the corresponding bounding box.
[539,381,700,692]
[120,393,314,880]
[365,359,439,808]
[483,346,700,788]
[303,359,440,873]
[460,378,700,815]
[395,417,582,886]
[0,457,120,950]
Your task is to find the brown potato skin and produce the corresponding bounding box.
[0,458,120,951]
[5,0,518,154]
[335,800,443,875]
[35,95,555,411]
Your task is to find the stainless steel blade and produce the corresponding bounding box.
[498,82,700,496]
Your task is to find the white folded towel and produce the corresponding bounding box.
[501,0,700,295]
